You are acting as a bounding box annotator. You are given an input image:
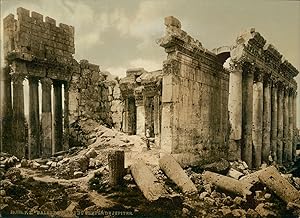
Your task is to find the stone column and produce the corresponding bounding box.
[252,70,263,168]
[228,63,243,141]
[0,67,13,154]
[41,78,52,157]
[135,91,145,136]
[283,86,289,163]
[63,82,70,150]
[241,62,254,169]
[28,77,40,159]
[288,88,293,162]
[12,74,26,158]
[228,63,243,160]
[277,83,284,164]
[53,80,63,153]
[154,95,161,147]
[292,91,297,160]
[262,75,271,163]
[270,80,278,162]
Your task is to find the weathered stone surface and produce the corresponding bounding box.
[159,155,197,194]
[131,160,167,201]
[202,171,252,197]
[158,16,230,161]
[200,159,230,175]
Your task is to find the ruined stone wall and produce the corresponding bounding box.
[1,7,76,158]
[69,60,123,130]
[4,7,74,69]
[158,17,229,160]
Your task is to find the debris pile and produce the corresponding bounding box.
[1,122,300,217]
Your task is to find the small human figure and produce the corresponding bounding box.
[146,128,151,150]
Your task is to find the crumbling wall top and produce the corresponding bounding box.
[3,7,75,73]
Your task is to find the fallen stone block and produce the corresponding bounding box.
[227,168,244,179]
[202,171,252,197]
[159,155,197,194]
[255,203,277,217]
[85,148,97,159]
[258,166,300,204]
[131,160,167,201]
[73,171,84,178]
[200,158,230,174]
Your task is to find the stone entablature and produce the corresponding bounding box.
[231,28,298,89]
[3,7,76,81]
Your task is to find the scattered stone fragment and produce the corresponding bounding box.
[231,208,246,217]
[246,208,259,218]
[227,168,244,179]
[199,191,209,200]
[21,159,28,168]
[40,165,50,170]
[73,171,84,178]
[201,158,230,175]
[255,203,277,217]
[32,161,40,169]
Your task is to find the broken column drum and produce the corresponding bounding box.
[1,7,75,158]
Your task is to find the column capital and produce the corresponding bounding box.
[242,62,255,74]
[277,81,285,91]
[28,76,39,83]
[254,70,264,83]
[229,61,243,72]
[263,73,272,85]
[41,78,52,89]
[11,74,25,85]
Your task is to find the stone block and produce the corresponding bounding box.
[164,16,181,29]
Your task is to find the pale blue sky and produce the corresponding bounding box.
[1,0,300,126]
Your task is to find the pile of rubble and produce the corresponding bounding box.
[1,120,300,217]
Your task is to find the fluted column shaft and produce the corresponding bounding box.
[28,77,40,159]
[242,63,254,168]
[288,88,293,162]
[283,87,289,162]
[41,78,52,157]
[262,76,271,163]
[64,82,70,150]
[12,74,26,158]
[252,71,263,168]
[292,91,297,160]
[277,84,284,164]
[270,81,278,162]
[0,67,12,154]
[53,80,63,153]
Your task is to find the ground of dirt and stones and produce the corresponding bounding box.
[1,120,300,217]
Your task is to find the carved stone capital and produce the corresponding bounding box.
[254,70,264,83]
[242,62,255,75]
[11,74,25,85]
[41,78,53,89]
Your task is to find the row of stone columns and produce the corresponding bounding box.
[241,62,297,169]
[0,72,69,159]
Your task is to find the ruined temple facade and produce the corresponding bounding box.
[121,17,230,161]
[0,9,298,167]
[1,8,76,159]
[225,29,298,169]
